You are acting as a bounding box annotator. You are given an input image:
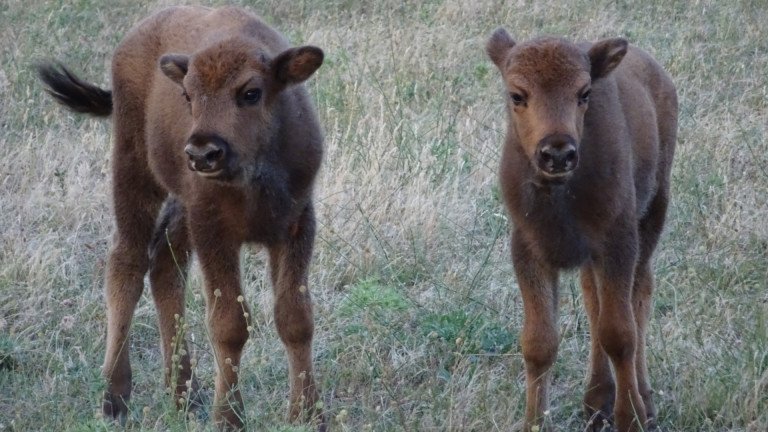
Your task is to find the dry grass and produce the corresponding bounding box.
[1,0,766,431]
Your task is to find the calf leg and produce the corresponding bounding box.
[581,263,616,430]
[512,232,559,432]
[632,263,655,428]
[100,71,168,421]
[595,220,647,432]
[268,204,324,429]
[148,198,198,407]
[632,191,669,428]
[101,146,164,421]
[190,209,249,430]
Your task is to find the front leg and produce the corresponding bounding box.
[512,231,560,432]
[189,209,249,430]
[268,203,325,431]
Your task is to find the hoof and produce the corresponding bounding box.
[180,381,210,421]
[315,412,328,432]
[102,390,129,424]
[287,398,326,432]
[645,416,658,431]
[213,406,245,431]
[585,404,614,432]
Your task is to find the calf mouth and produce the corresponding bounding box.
[535,168,574,186]
[187,158,226,178]
[195,168,225,179]
[187,160,238,182]
[189,162,243,183]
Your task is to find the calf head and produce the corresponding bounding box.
[487,29,627,183]
[159,37,323,182]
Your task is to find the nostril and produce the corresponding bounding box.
[540,148,553,162]
[184,144,195,158]
[564,148,576,162]
[205,148,224,163]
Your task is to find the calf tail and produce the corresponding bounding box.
[37,63,112,117]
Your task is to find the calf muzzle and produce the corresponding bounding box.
[536,133,578,176]
[184,133,229,176]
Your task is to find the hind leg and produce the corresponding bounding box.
[101,64,167,421]
[632,263,655,429]
[632,191,669,428]
[148,197,199,408]
[268,204,324,430]
[581,262,616,430]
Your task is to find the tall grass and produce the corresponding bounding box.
[1,0,766,430]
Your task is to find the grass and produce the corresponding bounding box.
[1,0,766,430]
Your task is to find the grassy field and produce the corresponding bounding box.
[1,0,766,431]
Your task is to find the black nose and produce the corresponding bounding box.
[184,133,228,174]
[536,134,578,174]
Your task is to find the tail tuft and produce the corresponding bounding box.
[37,63,112,117]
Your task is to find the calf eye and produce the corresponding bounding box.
[578,89,591,106]
[243,88,262,105]
[510,92,526,106]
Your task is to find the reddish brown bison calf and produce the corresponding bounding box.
[39,6,325,430]
[487,29,677,432]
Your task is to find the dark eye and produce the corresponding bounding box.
[510,92,526,106]
[579,89,591,105]
[243,88,262,105]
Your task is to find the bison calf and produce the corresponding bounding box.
[487,29,677,432]
[39,6,325,430]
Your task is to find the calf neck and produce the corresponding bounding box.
[487,29,677,432]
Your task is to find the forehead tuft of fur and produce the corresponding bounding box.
[189,37,269,92]
[507,37,589,88]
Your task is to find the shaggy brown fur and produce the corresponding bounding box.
[38,6,326,431]
[487,29,677,432]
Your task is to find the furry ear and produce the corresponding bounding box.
[271,46,324,86]
[588,38,628,80]
[159,54,189,85]
[486,27,516,70]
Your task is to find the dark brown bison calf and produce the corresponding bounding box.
[39,6,325,430]
[486,29,677,432]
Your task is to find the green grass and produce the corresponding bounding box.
[1,0,767,431]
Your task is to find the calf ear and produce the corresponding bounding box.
[159,54,189,85]
[486,27,516,70]
[272,46,324,86]
[588,38,628,80]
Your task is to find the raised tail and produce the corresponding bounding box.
[37,63,112,117]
